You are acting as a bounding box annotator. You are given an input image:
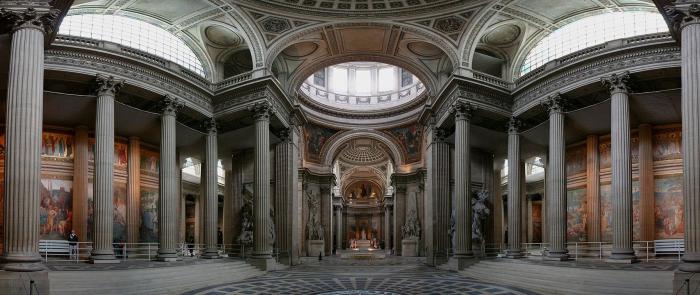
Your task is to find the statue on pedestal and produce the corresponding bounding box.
[401,208,421,240]
[306,190,324,240]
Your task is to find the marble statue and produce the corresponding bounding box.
[361,230,367,240]
[472,190,491,242]
[401,208,421,240]
[268,208,276,247]
[237,192,254,246]
[306,190,324,240]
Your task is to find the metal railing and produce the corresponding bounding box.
[521,240,683,262]
[39,242,251,263]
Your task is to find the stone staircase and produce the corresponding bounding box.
[460,259,674,295]
[49,260,265,295]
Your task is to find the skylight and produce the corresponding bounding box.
[520,12,668,76]
[59,14,206,77]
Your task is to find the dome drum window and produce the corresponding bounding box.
[301,62,424,110]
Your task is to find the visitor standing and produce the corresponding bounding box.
[68,230,79,260]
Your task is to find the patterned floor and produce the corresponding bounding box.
[183,260,539,295]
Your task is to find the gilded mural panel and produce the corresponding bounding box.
[654,175,684,239]
[40,179,73,240]
[566,188,587,242]
[139,188,159,242]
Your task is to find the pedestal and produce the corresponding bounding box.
[402,239,419,257]
[307,240,325,257]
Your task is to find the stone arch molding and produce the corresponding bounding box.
[322,129,405,167]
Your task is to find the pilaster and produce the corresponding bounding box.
[73,126,89,244]
[586,135,601,242]
[127,137,141,245]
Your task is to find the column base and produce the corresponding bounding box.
[543,252,569,261]
[90,250,120,264]
[157,249,180,262]
[607,250,638,264]
[2,255,44,272]
[679,253,700,272]
[201,249,221,259]
[0,270,49,295]
[90,258,120,264]
[247,257,276,271]
[505,249,524,259]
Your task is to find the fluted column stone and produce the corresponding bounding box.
[73,126,89,244]
[667,1,700,274]
[202,119,220,259]
[383,204,391,252]
[157,96,183,261]
[506,117,524,258]
[602,72,637,263]
[90,74,124,264]
[250,102,273,264]
[453,102,474,261]
[275,127,299,264]
[543,94,569,261]
[0,6,58,271]
[127,137,141,245]
[335,204,344,251]
[431,128,451,265]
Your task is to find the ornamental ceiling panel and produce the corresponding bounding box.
[236,0,471,18]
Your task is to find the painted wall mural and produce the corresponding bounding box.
[655,175,684,239]
[599,140,611,169]
[304,124,338,162]
[566,188,587,242]
[42,132,74,159]
[140,188,158,242]
[566,145,586,175]
[87,180,94,241]
[113,182,127,243]
[632,181,641,241]
[140,149,159,175]
[532,202,542,243]
[115,142,128,168]
[600,184,612,242]
[385,124,423,163]
[653,128,682,161]
[40,179,73,240]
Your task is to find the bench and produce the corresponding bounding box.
[39,239,71,255]
[654,239,684,256]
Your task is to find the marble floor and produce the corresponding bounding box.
[183,257,539,295]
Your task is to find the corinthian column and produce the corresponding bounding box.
[250,102,274,269]
[667,1,700,276]
[202,119,220,259]
[429,127,450,265]
[157,96,183,261]
[275,127,299,264]
[90,74,124,264]
[543,94,569,261]
[506,117,524,258]
[0,5,58,271]
[453,102,474,262]
[602,72,638,263]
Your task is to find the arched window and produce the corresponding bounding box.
[519,12,668,76]
[59,14,205,77]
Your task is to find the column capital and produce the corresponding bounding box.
[542,93,565,115]
[601,71,631,95]
[249,102,273,121]
[666,1,700,30]
[160,95,184,116]
[451,101,476,121]
[0,7,59,34]
[95,74,125,97]
[432,127,447,143]
[507,117,522,134]
[203,118,218,135]
[275,127,292,143]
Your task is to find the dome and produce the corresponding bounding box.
[337,139,389,165]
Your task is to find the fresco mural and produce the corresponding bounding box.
[566,145,586,175]
[632,181,640,241]
[599,139,611,169]
[115,142,128,168]
[140,189,158,242]
[566,188,587,241]
[87,180,94,241]
[140,149,159,175]
[653,128,682,161]
[42,132,73,159]
[345,181,382,200]
[532,202,542,243]
[655,175,684,239]
[40,179,73,240]
[304,124,338,162]
[113,182,127,243]
[386,124,423,163]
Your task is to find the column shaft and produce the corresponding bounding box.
[1,14,51,270]
[384,206,390,251]
[223,169,234,245]
[252,104,272,258]
[506,119,523,258]
[157,97,181,261]
[91,75,122,263]
[336,206,343,250]
[453,105,473,258]
[586,135,601,242]
[202,122,220,259]
[638,124,655,242]
[73,126,89,244]
[545,96,569,260]
[433,130,451,263]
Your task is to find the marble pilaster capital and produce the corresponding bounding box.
[601,71,631,95]
[666,1,700,29]
[275,128,292,143]
[0,7,59,34]
[249,102,273,121]
[507,117,522,134]
[95,74,125,97]
[542,93,565,115]
[451,101,476,121]
[203,118,218,135]
[159,95,184,116]
[431,127,447,143]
